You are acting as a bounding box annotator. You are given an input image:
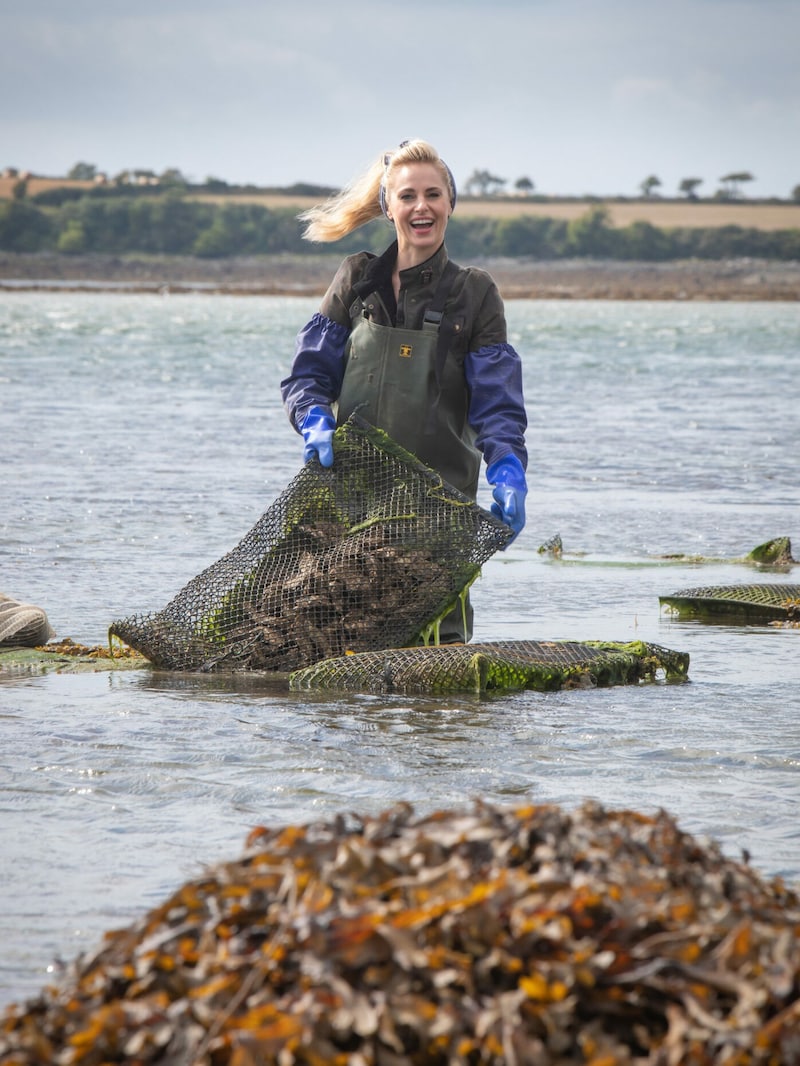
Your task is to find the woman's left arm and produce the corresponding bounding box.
[464,280,529,542]
[463,280,527,471]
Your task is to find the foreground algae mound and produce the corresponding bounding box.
[3,801,799,1065]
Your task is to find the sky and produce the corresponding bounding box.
[2,0,798,200]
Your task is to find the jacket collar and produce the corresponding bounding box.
[352,240,397,299]
[356,241,449,295]
[397,242,449,288]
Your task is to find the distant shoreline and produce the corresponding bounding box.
[1,252,799,301]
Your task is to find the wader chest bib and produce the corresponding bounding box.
[336,272,480,497]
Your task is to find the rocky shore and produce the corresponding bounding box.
[1,252,799,301]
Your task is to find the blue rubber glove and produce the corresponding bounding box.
[300,405,336,467]
[486,454,527,546]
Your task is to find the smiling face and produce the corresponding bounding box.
[384,161,452,267]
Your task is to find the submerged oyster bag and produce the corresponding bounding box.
[660,583,800,624]
[290,639,690,695]
[110,416,511,672]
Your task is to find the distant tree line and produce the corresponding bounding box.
[6,160,799,203]
[1,195,799,261]
[465,167,800,203]
[638,172,762,201]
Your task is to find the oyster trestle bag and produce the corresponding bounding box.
[289,639,691,695]
[109,415,511,671]
[660,583,800,624]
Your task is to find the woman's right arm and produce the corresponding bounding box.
[280,253,370,430]
[280,312,350,431]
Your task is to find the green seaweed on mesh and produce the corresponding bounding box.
[417,572,480,647]
[582,640,691,683]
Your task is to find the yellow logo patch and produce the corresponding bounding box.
[398,344,413,358]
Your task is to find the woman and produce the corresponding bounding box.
[280,139,528,642]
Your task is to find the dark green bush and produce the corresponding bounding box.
[0,200,54,251]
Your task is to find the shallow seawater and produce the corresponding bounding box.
[1,292,798,1005]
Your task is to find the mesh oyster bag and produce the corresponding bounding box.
[660,583,800,624]
[109,415,511,672]
[289,639,690,695]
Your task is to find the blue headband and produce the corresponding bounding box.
[379,142,458,218]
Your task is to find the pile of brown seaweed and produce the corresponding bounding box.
[2,801,799,1065]
[37,639,142,661]
[0,639,147,678]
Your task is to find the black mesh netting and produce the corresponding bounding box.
[109,416,511,672]
[660,583,800,623]
[289,639,690,694]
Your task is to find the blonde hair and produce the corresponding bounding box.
[298,139,455,243]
